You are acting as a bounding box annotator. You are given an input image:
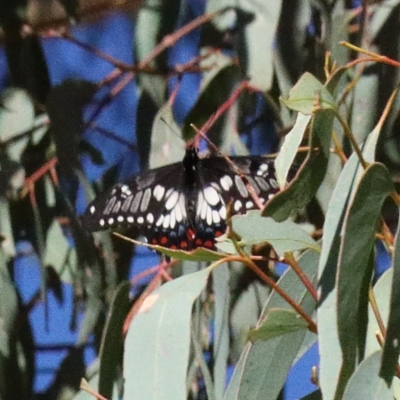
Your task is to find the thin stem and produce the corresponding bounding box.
[139,8,230,68]
[335,112,367,169]
[215,255,317,333]
[284,252,318,302]
[80,379,108,400]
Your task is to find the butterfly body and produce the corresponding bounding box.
[83,147,282,250]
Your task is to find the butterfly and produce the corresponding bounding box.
[82,147,285,250]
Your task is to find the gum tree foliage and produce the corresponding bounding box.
[1,0,400,399]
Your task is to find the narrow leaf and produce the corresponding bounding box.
[336,163,394,397]
[343,351,392,400]
[263,110,333,221]
[98,282,131,399]
[224,250,318,400]
[380,210,400,384]
[275,113,311,189]
[318,153,360,400]
[123,267,212,400]
[248,308,308,342]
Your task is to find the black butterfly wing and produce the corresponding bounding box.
[82,162,195,249]
[191,156,280,248]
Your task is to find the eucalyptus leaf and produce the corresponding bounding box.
[218,210,319,257]
[123,267,213,400]
[248,308,308,343]
[263,110,333,221]
[149,102,185,169]
[380,214,400,384]
[98,282,131,399]
[336,163,394,397]
[275,113,311,189]
[237,1,282,91]
[343,351,392,400]
[224,250,318,400]
[281,72,337,114]
[318,153,360,400]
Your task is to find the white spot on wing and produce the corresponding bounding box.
[257,163,269,176]
[219,207,226,219]
[170,210,176,229]
[175,202,183,222]
[137,216,144,224]
[196,193,204,216]
[100,219,105,227]
[200,198,208,220]
[246,177,260,194]
[165,191,179,210]
[163,214,170,229]
[179,195,187,218]
[127,216,134,223]
[220,175,233,191]
[112,200,122,213]
[153,185,165,201]
[121,195,133,212]
[270,179,279,189]
[130,191,143,213]
[206,207,212,225]
[90,205,95,214]
[234,200,242,212]
[147,213,154,224]
[246,201,253,209]
[108,217,114,225]
[204,186,220,206]
[234,176,248,198]
[117,215,124,223]
[212,210,220,224]
[255,176,270,191]
[104,197,116,215]
[156,215,164,226]
[140,188,152,212]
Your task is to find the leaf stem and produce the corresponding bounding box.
[284,252,318,302]
[215,255,317,333]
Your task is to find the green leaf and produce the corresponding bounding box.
[275,112,311,188]
[0,196,15,258]
[135,0,180,106]
[343,351,392,400]
[280,72,337,114]
[224,250,318,400]
[212,265,230,399]
[366,268,392,357]
[248,308,308,342]
[149,102,185,169]
[337,163,394,397]
[237,1,282,91]
[43,220,72,282]
[300,390,322,400]
[317,153,360,400]
[263,110,333,221]
[123,267,213,400]
[0,248,18,357]
[380,213,400,384]
[98,282,131,399]
[0,88,34,162]
[218,210,319,257]
[113,233,225,262]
